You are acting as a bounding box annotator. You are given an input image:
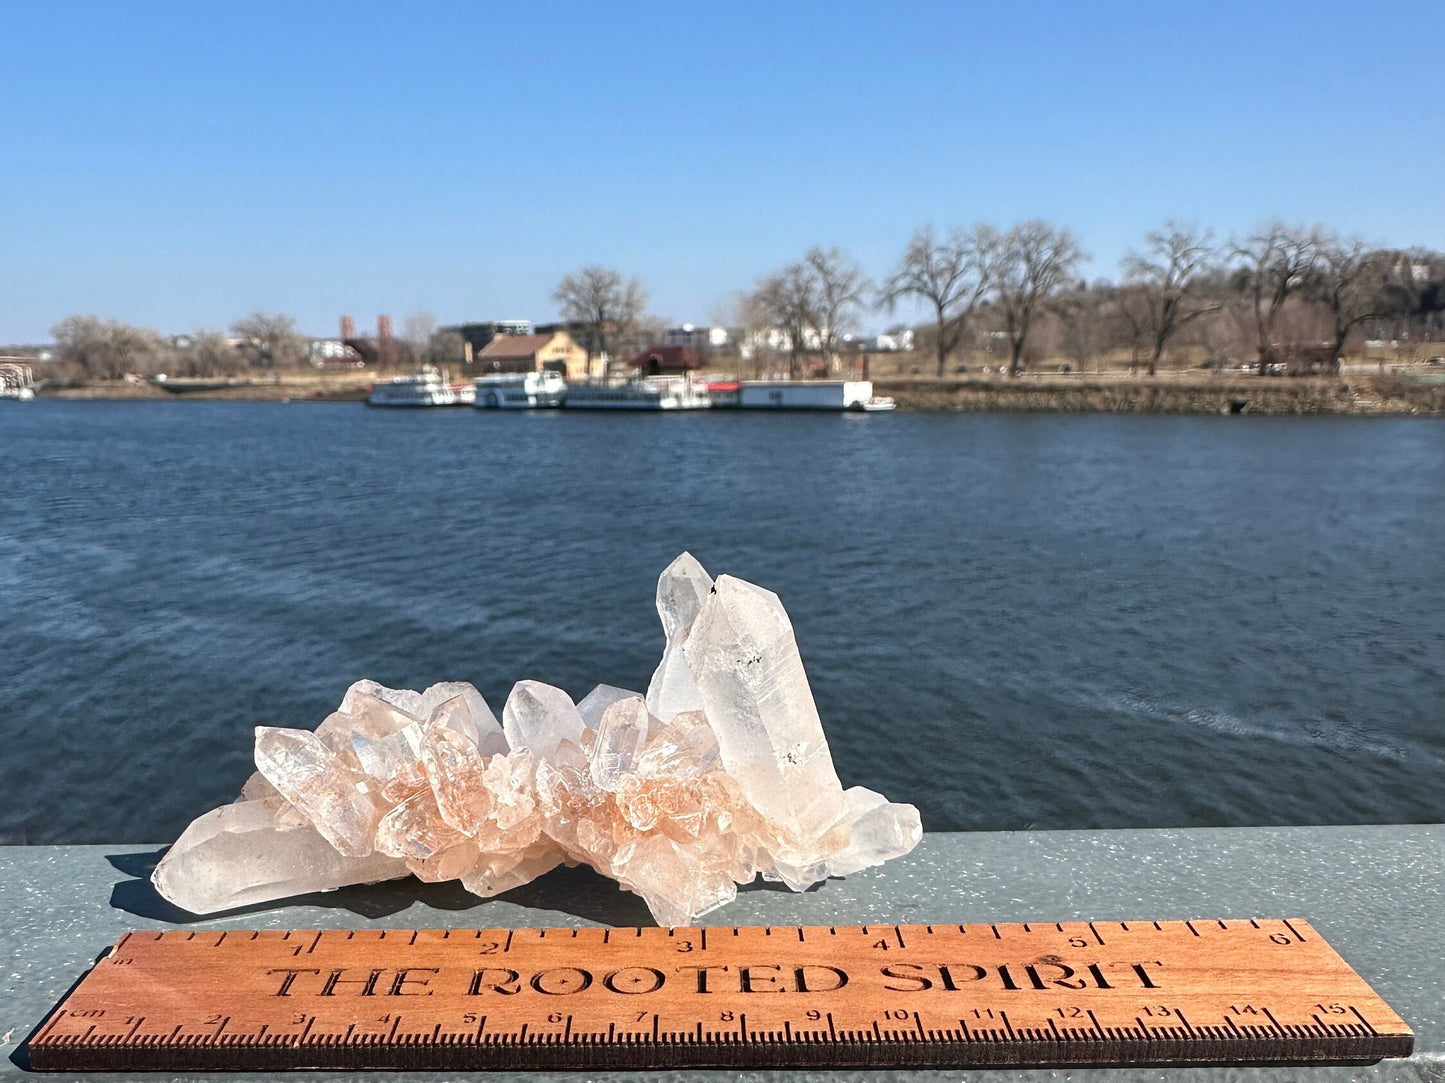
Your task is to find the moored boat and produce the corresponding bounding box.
[473,370,567,409]
[366,366,459,408]
[737,379,882,411]
[565,375,710,410]
[706,380,741,408]
[0,362,37,401]
[149,376,255,394]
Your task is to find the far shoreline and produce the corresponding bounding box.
[28,370,1445,417]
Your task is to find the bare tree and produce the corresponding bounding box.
[1232,223,1326,367]
[1118,223,1222,375]
[733,289,786,376]
[804,247,869,372]
[994,220,1083,375]
[180,330,241,377]
[50,316,170,379]
[552,266,648,381]
[748,263,821,378]
[426,328,466,368]
[879,225,1000,377]
[1314,238,1390,372]
[230,312,303,369]
[1056,285,1110,373]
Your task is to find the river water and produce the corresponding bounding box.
[1,401,1441,844]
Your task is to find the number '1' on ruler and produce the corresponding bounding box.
[30,918,1412,1070]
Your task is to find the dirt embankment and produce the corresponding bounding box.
[45,374,371,402]
[876,375,1445,416]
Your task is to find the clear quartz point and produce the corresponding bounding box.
[501,680,585,761]
[151,799,407,914]
[253,727,380,857]
[153,558,921,925]
[589,697,651,792]
[685,574,848,838]
[577,683,644,730]
[645,552,713,722]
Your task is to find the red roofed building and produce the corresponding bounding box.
[631,345,702,375]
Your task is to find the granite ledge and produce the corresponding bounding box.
[2,825,1441,1082]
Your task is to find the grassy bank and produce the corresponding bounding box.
[44,373,371,402]
[876,373,1445,416]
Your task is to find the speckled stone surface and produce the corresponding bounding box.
[3,826,1440,1081]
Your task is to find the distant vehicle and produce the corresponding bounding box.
[953,363,969,373]
[1428,356,1445,366]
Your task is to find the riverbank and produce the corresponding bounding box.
[35,372,1445,414]
[876,373,1445,416]
[44,374,370,402]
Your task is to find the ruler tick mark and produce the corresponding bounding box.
[1350,1006,1378,1035]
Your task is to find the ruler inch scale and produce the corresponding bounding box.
[31,918,1412,1071]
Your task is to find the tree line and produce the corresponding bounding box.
[735,221,1442,378]
[46,312,465,381]
[45,220,1445,382]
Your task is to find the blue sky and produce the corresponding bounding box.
[2,1,1441,342]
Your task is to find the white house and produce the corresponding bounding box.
[663,324,729,351]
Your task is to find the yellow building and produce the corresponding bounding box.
[473,331,592,381]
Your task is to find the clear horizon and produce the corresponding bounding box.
[2,0,1441,343]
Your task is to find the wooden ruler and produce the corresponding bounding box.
[30,919,1412,1071]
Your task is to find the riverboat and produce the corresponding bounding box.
[473,370,567,409]
[0,362,36,401]
[564,376,711,410]
[737,379,891,411]
[706,380,741,408]
[150,376,256,394]
[366,366,459,408]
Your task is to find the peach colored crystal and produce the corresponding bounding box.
[153,554,922,926]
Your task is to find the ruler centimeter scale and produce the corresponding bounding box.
[31,919,1412,1071]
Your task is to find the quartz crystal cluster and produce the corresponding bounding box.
[153,554,922,926]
